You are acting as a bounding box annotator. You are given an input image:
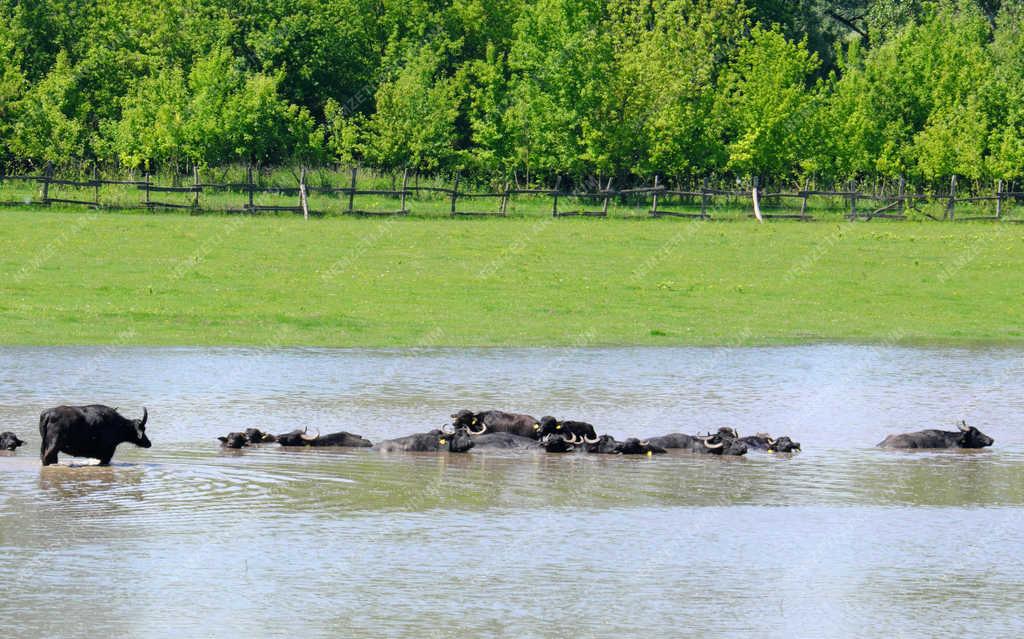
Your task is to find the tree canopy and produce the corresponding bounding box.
[0,0,1021,183]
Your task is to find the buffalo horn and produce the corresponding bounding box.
[957,420,970,432]
[766,437,776,446]
[702,437,724,450]
[469,422,487,435]
[140,407,148,427]
[583,433,599,444]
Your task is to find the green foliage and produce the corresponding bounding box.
[0,0,1020,181]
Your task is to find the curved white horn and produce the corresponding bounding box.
[958,421,970,432]
[441,423,455,435]
[469,422,487,435]
[583,433,599,444]
[702,438,724,450]
[300,429,318,441]
[766,437,776,446]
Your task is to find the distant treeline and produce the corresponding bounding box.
[0,0,1022,185]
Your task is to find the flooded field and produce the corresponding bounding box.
[1,346,1022,637]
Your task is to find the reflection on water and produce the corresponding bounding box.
[0,346,1023,638]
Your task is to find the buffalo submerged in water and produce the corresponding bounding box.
[0,431,25,451]
[877,421,994,450]
[451,410,542,439]
[373,428,475,453]
[39,405,151,466]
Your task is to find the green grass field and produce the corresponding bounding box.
[1,207,1021,346]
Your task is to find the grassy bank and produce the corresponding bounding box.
[0,208,1021,346]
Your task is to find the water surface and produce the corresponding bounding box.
[0,346,1022,638]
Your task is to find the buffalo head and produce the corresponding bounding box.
[244,428,276,443]
[439,427,474,452]
[132,408,152,448]
[956,421,994,448]
[767,436,801,453]
[450,410,486,434]
[699,431,747,456]
[218,432,248,449]
[541,433,575,453]
[0,431,24,451]
[617,438,666,456]
[585,434,621,454]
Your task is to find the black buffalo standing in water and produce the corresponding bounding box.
[39,405,151,466]
[374,428,474,453]
[0,431,25,451]
[451,410,542,439]
[878,421,993,450]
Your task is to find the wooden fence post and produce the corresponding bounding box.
[551,181,559,217]
[996,179,1003,219]
[144,171,151,208]
[93,164,100,207]
[348,167,357,213]
[400,168,409,214]
[650,175,660,217]
[752,176,762,223]
[848,179,858,220]
[247,165,255,211]
[898,175,906,216]
[799,177,810,219]
[41,162,53,205]
[947,175,957,221]
[193,165,200,210]
[700,177,709,219]
[602,177,613,216]
[499,181,510,216]
[299,167,309,220]
[450,174,460,215]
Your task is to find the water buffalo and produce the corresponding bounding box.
[538,416,599,444]
[276,429,373,448]
[245,428,276,443]
[218,432,249,449]
[451,410,541,438]
[540,433,575,453]
[645,429,747,456]
[738,433,802,453]
[470,432,541,449]
[0,431,25,451]
[374,428,474,453]
[878,421,993,450]
[39,405,151,466]
[585,435,665,456]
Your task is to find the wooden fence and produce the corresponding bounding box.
[0,163,1021,222]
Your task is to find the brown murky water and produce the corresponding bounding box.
[0,346,1022,638]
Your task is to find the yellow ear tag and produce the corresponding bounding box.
[472,418,477,425]
[556,425,562,430]
[534,424,540,430]
[439,439,447,445]
[646,451,653,457]
[767,449,774,453]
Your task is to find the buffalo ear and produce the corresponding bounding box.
[217,436,228,442]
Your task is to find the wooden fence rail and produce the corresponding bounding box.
[1,164,1022,222]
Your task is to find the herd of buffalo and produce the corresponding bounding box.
[0,405,998,466]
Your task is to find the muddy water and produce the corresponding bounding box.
[0,346,1022,638]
